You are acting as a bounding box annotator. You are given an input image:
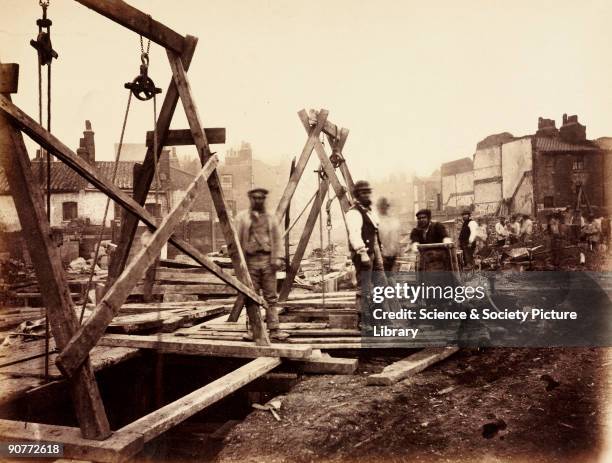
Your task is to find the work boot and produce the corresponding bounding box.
[269,329,289,341]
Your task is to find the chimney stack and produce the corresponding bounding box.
[77,120,95,163]
[559,114,586,143]
[535,117,558,137]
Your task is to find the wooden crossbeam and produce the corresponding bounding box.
[278,179,330,301]
[75,0,186,53]
[275,110,328,222]
[99,334,312,359]
[118,357,281,443]
[0,419,143,463]
[146,128,226,147]
[107,36,198,291]
[56,158,219,378]
[0,94,264,307]
[0,64,111,439]
[167,49,270,346]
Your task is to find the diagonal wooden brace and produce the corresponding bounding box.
[0,94,265,307]
[167,50,270,345]
[275,109,328,222]
[56,157,219,378]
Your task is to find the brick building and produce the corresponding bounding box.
[440,157,474,212]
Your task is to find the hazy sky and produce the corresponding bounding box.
[2,0,612,179]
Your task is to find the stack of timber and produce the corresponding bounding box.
[174,291,361,348]
[128,266,237,301]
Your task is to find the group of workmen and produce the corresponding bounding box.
[235,180,609,340]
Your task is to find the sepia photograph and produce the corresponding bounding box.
[0,1,611,462]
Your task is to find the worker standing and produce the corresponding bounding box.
[495,216,509,247]
[521,214,534,244]
[458,210,478,269]
[345,181,384,304]
[409,209,451,249]
[235,187,288,341]
[376,197,401,273]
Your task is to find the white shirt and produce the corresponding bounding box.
[495,222,509,238]
[521,219,533,236]
[345,207,379,253]
[468,219,479,244]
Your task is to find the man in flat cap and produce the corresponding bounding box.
[409,208,451,250]
[236,187,287,340]
[345,180,384,304]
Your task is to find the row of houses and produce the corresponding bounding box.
[414,114,612,220]
[0,121,290,261]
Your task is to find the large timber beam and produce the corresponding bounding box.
[0,94,265,307]
[146,128,226,147]
[0,63,110,439]
[107,35,198,291]
[167,49,270,346]
[56,157,219,379]
[118,357,281,443]
[75,0,186,53]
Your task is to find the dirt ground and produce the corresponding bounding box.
[216,347,609,463]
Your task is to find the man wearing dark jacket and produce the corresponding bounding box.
[409,208,451,250]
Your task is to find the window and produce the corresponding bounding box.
[145,202,161,218]
[543,196,554,208]
[221,174,233,189]
[573,155,585,171]
[62,201,78,221]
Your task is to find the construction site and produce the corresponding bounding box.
[0,1,611,462]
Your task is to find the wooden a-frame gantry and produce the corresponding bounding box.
[228,108,356,320]
[0,1,358,459]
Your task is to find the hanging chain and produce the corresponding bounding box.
[140,34,151,56]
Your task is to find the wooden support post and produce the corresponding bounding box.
[275,110,328,222]
[326,127,354,199]
[278,179,330,301]
[75,0,186,53]
[167,47,270,346]
[0,94,265,306]
[56,157,219,378]
[0,63,110,439]
[107,36,198,292]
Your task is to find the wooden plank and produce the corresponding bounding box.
[99,334,312,359]
[275,109,328,222]
[56,159,219,378]
[280,300,355,309]
[0,63,18,94]
[0,95,264,306]
[296,352,357,375]
[167,49,269,346]
[146,128,225,146]
[0,90,110,438]
[366,347,459,386]
[108,36,197,289]
[154,269,226,284]
[0,419,143,463]
[131,283,235,296]
[298,111,351,213]
[75,0,186,53]
[119,357,281,442]
[278,179,330,301]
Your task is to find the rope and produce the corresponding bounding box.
[281,190,318,240]
[79,92,133,323]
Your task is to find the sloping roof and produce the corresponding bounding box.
[441,157,473,176]
[0,160,164,194]
[535,137,598,152]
